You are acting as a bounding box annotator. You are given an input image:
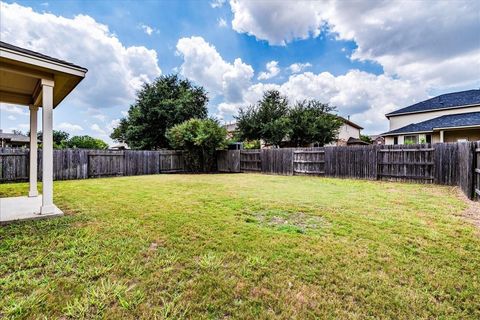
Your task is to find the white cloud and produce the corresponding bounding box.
[257,60,280,80]
[91,123,107,136]
[57,122,84,132]
[230,0,324,46]
[140,23,158,36]
[211,0,226,8]
[7,115,16,121]
[288,62,311,74]
[0,2,162,112]
[176,36,254,103]
[228,0,480,89]
[217,18,227,28]
[0,104,29,116]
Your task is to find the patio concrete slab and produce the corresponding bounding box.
[0,195,63,225]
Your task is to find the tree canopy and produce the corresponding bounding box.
[235,90,343,147]
[66,135,109,149]
[167,118,227,172]
[236,90,291,147]
[110,74,209,149]
[289,100,343,147]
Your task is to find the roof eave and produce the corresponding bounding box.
[0,47,87,77]
[385,103,480,118]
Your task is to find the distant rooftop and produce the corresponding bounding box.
[0,131,30,142]
[386,89,480,117]
[382,112,480,136]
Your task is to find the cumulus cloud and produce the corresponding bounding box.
[228,0,480,89]
[288,62,312,74]
[176,36,254,103]
[230,0,324,46]
[257,60,280,80]
[0,2,162,110]
[57,122,84,132]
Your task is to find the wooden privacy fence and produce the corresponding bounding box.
[217,142,479,200]
[0,148,185,181]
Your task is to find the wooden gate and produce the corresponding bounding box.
[377,147,435,182]
[87,151,124,178]
[293,149,325,175]
[240,150,261,172]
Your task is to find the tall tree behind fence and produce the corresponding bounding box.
[217,142,479,200]
[0,148,185,182]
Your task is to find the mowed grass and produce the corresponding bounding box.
[1,174,479,319]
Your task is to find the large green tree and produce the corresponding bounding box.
[167,118,227,172]
[236,90,291,147]
[66,135,108,149]
[110,75,208,149]
[236,90,344,148]
[288,100,343,147]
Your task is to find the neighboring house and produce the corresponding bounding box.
[0,130,30,148]
[328,117,365,146]
[382,89,480,144]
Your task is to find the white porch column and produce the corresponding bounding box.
[439,130,445,143]
[40,79,55,214]
[28,105,38,197]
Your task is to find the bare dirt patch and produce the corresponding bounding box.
[245,208,331,234]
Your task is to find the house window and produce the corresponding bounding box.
[393,137,398,145]
[404,135,418,145]
[426,134,432,144]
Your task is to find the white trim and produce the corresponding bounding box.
[433,124,480,131]
[0,47,86,77]
[385,103,480,118]
[382,130,432,137]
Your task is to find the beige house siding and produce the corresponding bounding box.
[338,122,361,140]
[444,128,480,142]
[325,122,361,146]
[388,105,480,130]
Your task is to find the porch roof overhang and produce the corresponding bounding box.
[0,41,87,108]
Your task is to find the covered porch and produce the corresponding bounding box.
[0,41,87,223]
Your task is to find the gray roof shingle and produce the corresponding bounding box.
[382,112,480,136]
[386,90,480,116]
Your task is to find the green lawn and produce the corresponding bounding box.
[1,174,479,319]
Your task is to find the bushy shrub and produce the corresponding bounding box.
[167,118,227,172]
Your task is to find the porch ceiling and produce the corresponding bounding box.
[0,41,87,108]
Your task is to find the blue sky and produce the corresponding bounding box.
[1,0,479,143]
